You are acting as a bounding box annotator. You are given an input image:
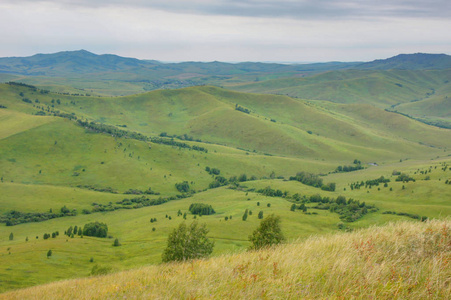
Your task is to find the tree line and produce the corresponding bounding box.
[1,206,77,226]
[77,120,208,153]
[289,171,336,191]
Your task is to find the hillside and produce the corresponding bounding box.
[1,219,449,299]
[355,53,451,70]
[1,80,451,292]
[1,83,450,163]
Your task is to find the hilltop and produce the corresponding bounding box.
[1,219,449,299]
[355,53,451,70]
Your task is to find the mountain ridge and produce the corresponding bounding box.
[3,50,450,78]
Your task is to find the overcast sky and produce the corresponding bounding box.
[1,0,450,62]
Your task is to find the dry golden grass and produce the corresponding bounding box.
[2,219,450,299]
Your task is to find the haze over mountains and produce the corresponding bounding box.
[1,50,450,77]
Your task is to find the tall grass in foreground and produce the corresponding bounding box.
[1,219,449,299]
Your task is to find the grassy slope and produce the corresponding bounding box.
[3,83,450,162]
[1,219,449,299]
[230,69,451,110]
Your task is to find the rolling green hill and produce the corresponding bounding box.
[2,83,450,162]
[230,68,451,128]
[0,78,450,293]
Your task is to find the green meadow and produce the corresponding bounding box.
[0,80,450,293]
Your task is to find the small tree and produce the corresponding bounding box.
[47,250,52,258]
[162,221,214,262]
[248,214,285,250]
[113,238,121,247]
[9,232,13,241]
[242,209,248,221]
[290,204,296,211]
[258,211,264,219]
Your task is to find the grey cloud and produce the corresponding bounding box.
[4,0,451,19]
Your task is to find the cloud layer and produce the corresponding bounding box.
[0,0,450,61]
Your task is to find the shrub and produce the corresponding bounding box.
[248,214,285,250]
[162,221,214,262]
[113,238,121,247]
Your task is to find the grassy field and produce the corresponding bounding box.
[1,219,449,299]
[0,81,450,293]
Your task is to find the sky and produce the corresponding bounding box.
[1,0,450,62]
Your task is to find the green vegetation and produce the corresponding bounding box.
[162,221,214,262]
[248,214,285,250]
[188,203,215,216]
[82,222,108,238]
[3,220,449,299]
[0,58,450,295]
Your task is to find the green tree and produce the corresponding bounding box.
[258,211,264,219]
[290,204,296,211]
[9,232,13,241]
[162,221,214,262]
[242,209,248,221]
[47,250,52,258]
[248,214,285,250]
[113,238,121,247]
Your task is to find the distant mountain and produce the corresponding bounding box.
[0,50,154,76]
[0,50,357,77]
[354,53,451,70]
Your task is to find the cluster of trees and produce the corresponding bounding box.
[43,231,59,239]
[382,211,427,221]
[175,181,190,193]
[1,206,77,226]
[349,176,390,190]
[0,104,6,109]
[334,164,364,173]
[256,186,288,198]
[209,173,258,189]
[242,209,251,221]
[189,203,215,216]
[205,166,220,175]
[208,176,228,189]
[53,111,78,120]
[83,222,108,238]
[235,104,250,114]
[124,187,159,195]
[151,137,208,153]
[305,195,377,222]
[89,194,190,214]
[395,173,416,182]
[65,225,83,237]
[7,81,37,90]
[77,185,118,194]
[289,172,336,191]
